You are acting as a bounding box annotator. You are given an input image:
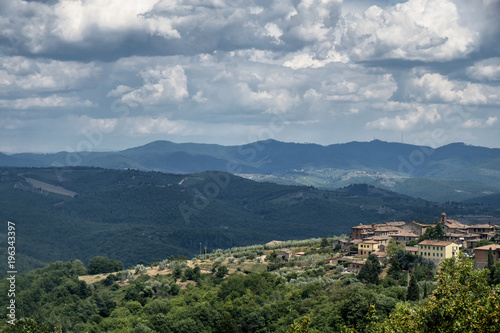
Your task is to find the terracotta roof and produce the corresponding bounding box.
[418,240,457,246]
[394,230,418,237]
[408,221,434,228]
[383,221,406,227]
[405,246,418,252]
[266,240,284,245]
[467,224,495,229]
[352,224,372,229]
[474,244,500,251]
[374,226,400,232]
[361,240,379,244]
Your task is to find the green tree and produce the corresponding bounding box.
[215,266,229,278]
[379,253,500,332]
[386,238,406,260]
[406,273,419,301]
[387,256,402,281]
[88,256,123,275]
[433,223,444,240]
[358,254,382,285]
[320,237,329,248]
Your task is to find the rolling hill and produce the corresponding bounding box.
[1,140,499,202]
[1,166,499,272]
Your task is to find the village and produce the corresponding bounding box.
[272,213,500,274]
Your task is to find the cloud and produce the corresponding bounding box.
[466,58,500,81]
[341,0,478,62]
[0,95,94,109]
[118,65,188,107]
[0,57,100,95]
[403,71,500,105]
[366,105,441,131]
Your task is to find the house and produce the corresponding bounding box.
[358,240,380,256]
[373,226,400,237]
[348,260,365,274]
[466,224,495,240]
[418,240,459,265]
[391,230,419,245]
[276,249,293,260]
[405,246,418,255]
[266,240,284,246]
[440,213,468,233]
[474,244,500,269]
[401,221,434,236]
[351,224,374,240]
[332,239,350,251]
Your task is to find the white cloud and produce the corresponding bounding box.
[119,65,188,107]
[342,0,478,62]
[366,105,441,131]
[0,95,94,109]
[486,116,498,126]
[0,57,100,93]
[466,58,500,81]
[406,72,500,105]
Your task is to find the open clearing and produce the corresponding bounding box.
[26,177,78,197]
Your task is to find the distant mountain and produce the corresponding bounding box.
[2,167,498,271]
[1,140,500,202]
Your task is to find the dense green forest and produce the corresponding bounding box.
[1,167,498,271]
[1,239,499,332]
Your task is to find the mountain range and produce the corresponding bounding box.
[1,139,500,202]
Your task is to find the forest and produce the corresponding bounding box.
[1,237,499,333]
[1,167,499,272]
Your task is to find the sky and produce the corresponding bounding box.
[0,0,499,153]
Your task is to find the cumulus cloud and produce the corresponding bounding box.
[403,71,500,105]
[466,58,500,81]
[118,65,188,107]
[366,105,441,131]
[341,0,478,62]
[0,57,100,95]
[0,95,94,109]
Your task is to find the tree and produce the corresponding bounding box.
[406,273,419,301]
[215,265,229,278]
[433,222,444,240]
[320,237,329,248]
[386,238,405,260]
[358,254,382,285]
[88,256,123,275]
[379,253,500,332]
[487,248,495,284]
[387,256,402,281]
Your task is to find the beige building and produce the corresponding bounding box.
[418,240,459,265]
[358,240,380,256]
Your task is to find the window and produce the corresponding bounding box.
[441,253,443,257]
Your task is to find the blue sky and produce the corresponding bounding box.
[0,0,499,153]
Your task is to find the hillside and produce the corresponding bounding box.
[1,167,499,272]
[1,140,500,202]
[1,237,499,332]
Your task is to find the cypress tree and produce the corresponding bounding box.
[358,254,382,284]
[407,273,420,301]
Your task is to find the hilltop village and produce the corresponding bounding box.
[329,213,500,272]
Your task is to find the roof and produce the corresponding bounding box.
[361,240,379,244]
[410,221,434,228]
[374,226,400,232]
[266,240,284,245]
[467,224,495,229]
[352,224,372,229]
[405,246,418,252]
[474,244,500,251]
[394,230,418,237]
[383,221,406,227]
[418,240,457,246]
